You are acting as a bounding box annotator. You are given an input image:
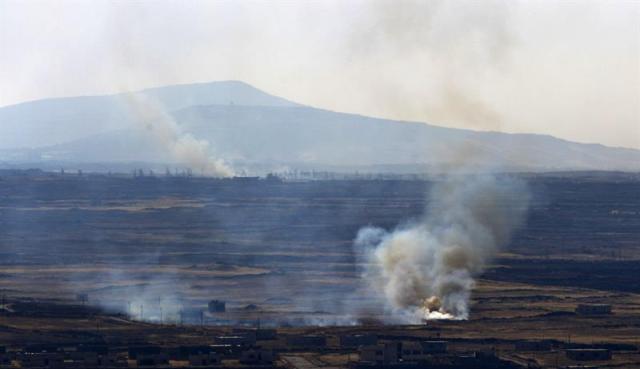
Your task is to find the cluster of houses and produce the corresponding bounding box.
[0,330,621,368]
[0,344,126,368]
[356,338,617,367]
[514,340,614,364]
[357,340,448,365]
[0,333,425,368]
[0,328,278,368]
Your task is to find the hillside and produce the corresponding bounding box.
[1,81,638,172]
[0,81,298,149]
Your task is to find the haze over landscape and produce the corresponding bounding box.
[1,1,640,369]
[2,0,638,150]
[1,80,639,173]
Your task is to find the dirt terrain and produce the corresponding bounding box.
[0,171,638,368]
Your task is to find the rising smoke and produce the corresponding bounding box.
[345,0,513,132]
[124,92,234,177]
[355,175,529,322]
[347,1,531,323]
[86,92,235,322]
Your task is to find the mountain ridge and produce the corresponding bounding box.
[0,80,299,149]
[1,81,638,172]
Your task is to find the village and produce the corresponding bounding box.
[0,294,638,369]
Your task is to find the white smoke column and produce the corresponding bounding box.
[124,93,234,177]
[356,175,529,322]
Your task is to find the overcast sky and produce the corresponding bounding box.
[1,0,638,149]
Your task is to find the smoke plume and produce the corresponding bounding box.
[344,0,514,132]
[356,175,529,322]
[124,93,234,177]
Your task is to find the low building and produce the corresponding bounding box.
[215,335,256,347]
[401,342,427,362]
[210,344,235,357]
[339,334,377,348]
[74,352,125,367]
[239,349,274,364]
[188,350,220,367]
[398,340,447,362]
[566,349,611,361]
[180,308,204,324]
[419,341,447,354]
[359,343,399,365]
[208,300,226,313]
[576,304,612,315]
[19,352,65,368]
[286,335,327,349]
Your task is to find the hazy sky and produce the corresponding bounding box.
[1,0,639,149]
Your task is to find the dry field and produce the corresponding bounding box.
[0,173,639,367]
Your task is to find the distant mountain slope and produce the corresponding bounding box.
[4,104,639,172]
[1,81,638,172]
[0,95,132,149]
[140,80,300,111]
[174,105,640,171]
[0,81,298,149]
